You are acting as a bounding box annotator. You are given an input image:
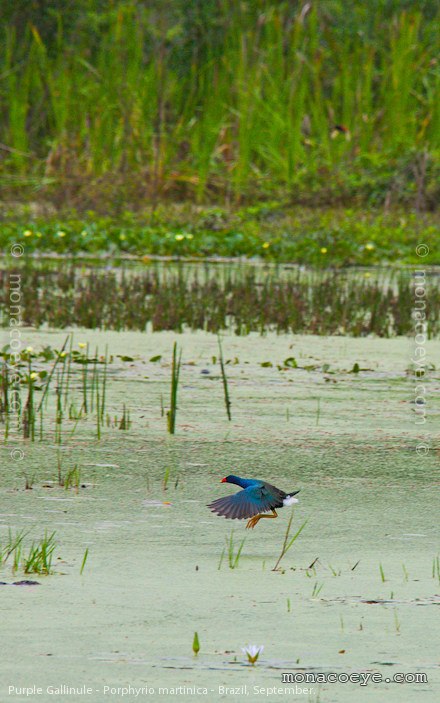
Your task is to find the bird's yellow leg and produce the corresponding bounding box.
[246,509,278,529]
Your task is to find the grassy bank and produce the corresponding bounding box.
[1,2,439,208]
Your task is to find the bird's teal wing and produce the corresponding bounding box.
[207,484,280,520]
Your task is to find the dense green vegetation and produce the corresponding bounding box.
[1,0,439,211]
[1,203,439,265]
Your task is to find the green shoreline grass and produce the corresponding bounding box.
[1,204,439,266]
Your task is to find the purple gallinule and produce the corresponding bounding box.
[208,475,300,529]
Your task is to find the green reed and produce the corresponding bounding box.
[91,348,98,414]
[118,404,130,430]
[311,581,324,598]
[100,345,108,422]
[62,335,74,409]
[432,555,440,584]
[54,379,63,444]
[1,529,28,566]
[23,357,36,441]
[167,342,182,435]
[220,530,245,570]
[64,464,81,492]
[272,513,308,571]
[217,335,232,421]
[80,548,89,576]
[1,361,9,417]
[81,343,89,414]
[22,531,57,575]
[2,529,57,575]
[36,335,70,413]
[1,361,11,441]
[0,6,438,202]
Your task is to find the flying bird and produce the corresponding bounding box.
[208,475,300,529]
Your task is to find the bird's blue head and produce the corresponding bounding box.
[221,475,238,484]
[221,475,254,488]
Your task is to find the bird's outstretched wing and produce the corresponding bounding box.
[207,484,280,520]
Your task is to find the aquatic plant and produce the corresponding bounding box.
[22,361,36,441]
[24,473,35,490]
[36,334,70,413]
[54,381,63,445]
[64,464,81,492]
[226,530,246,570]
[218,531,246,570]
[311,582,324,598]
[217,335,232,421]
[0,529,28,566]
[394,610,401,634]
[432,555,440,584]
[2,263,439,338]
[2,530,58,575]
[80,548,89,576]
[81,343,90,414]
[167,342,182,434]
[241,644,264,665]
[118,404,131,430]
[272,513,308,571]
[192,632,200,656]
[402,563,409,582]
[100,345,108,423]
[162,467,170,492]
[22,531,57,575]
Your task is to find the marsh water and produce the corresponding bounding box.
[1,328,439,702]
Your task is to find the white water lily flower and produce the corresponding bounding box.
[241,644,264,664]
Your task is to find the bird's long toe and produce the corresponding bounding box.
[246,516,259,529]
